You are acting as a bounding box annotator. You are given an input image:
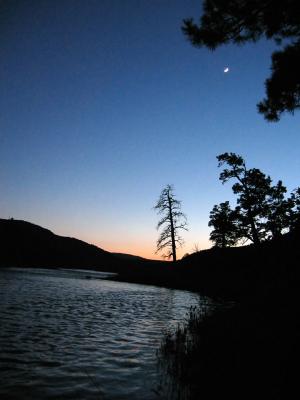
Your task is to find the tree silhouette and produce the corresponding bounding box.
[264,180,294,238]
[208,201,239,248]
[154,185,187,262]
[216,152,297,244]
[182,0,300,121]
[217,153,271,244]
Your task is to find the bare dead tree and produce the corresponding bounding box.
[154,185,187,262]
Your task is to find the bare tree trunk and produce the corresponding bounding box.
[168,192,177,262]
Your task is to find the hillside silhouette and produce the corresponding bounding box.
[0,218,161,272]
[0,218,169,273]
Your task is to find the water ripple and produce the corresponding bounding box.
[0,268,212,399]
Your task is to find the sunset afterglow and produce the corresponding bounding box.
[1,0,300,259]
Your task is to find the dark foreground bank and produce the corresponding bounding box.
[158,285,298,400]
[156,228,300,399]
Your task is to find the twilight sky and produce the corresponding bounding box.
[1,0,300,259]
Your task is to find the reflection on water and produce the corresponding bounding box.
[0,268,212,399]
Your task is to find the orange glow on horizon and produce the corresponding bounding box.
[47,222,211,261]
[94,241,161,260]
[92,240,211,261]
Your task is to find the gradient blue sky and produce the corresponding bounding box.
[1,0,300,259]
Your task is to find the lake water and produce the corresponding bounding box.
[0,267,213,400]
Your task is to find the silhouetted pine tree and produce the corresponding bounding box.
[215,152,297,244]
[217,153,271,244]
[208,201,240,248]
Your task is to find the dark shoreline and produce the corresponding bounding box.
[1,217,299,301]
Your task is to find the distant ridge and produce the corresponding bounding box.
[113,253,150,262]
[0,218,122,271]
